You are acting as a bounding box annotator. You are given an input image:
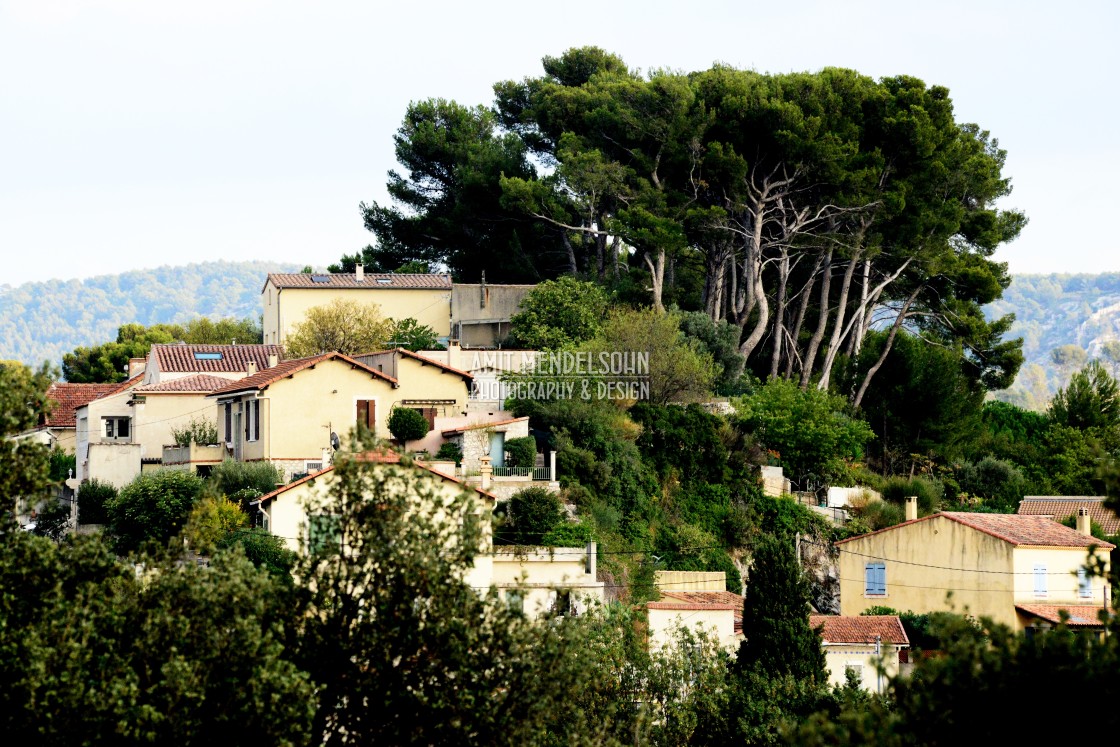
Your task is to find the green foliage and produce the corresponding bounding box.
[736,534,827,681]
[208,459,283,500]
[0,362,54,518]
[878,476,943,515]
[851,500,905,531]
[106,470,206,554]
[215,527,297,578]
[503,435,537,469]
[77,479,117,525]
[284,297,393,357]
[655,522,743,593]
[631,403,730,485]
[677,310,749,395]
[736,378,873,487]
[500,486,564,545]
[434,441,463,464]
[953,456,1027,512]
[182,496,248,555]
[30,497,71,542]
[539,521,593,547]
[748,494,828,542]
[169,414,219,446]
[509,276,610,349]
[1049,359,1120,433]
[0,531,315,744]
[48,448,75,482]
[387,406,430,443]
[388,317,443,351]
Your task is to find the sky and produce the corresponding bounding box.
[1,0,1117,287]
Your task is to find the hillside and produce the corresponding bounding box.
[988,272,1120,409]
[0,260,300,367]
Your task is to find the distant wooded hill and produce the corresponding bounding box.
[988,273,1120,410]
[0,261,300,367]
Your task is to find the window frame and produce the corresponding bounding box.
[864,562,887,597]
[102,416,131,440]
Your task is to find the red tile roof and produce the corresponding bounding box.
[1015,604,1112,628]
[810,615,909,646]
[134,374,235,394]
[1017,497,1120,535]
[208,352,397,396]
[151,344,284,374]
[835,512,1115,550]
[658,590,744,634]
[43,383,120,427]
[264,273,452,290]
[257,450,498,505]
[441,416,529,437]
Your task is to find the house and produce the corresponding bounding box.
[836,510,1113,631]
[261,270,454,347]
[1017,496,1120,536]
[645,571,743,652]
[207,351,471,481]
[255,450,603,613]
[450,280,535,348]
[435,416,558,499]
[809,615,909,692]
[34,382,120,454]
[74,374,144,487]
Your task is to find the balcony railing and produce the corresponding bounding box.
[492,466,552,481]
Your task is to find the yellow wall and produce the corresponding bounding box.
[838,516,1017,627]
[133,393,218,461]
[263,283,452,346]
[75,389,134,483]
[491,547,604,614]
[822,645,902,693]
[647,607,738,653]
[1011,546,1110,606]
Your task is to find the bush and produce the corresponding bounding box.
[954,457,1027,512]
[48,448,75,482]
[540,521,593,547]
[183,497,248,555]
[31,498,71,542]
[78,479,117,524]
[504,436,537,469]
[500,487,565,545]
[170,415,219,446]
[388,407,429,443]
[106,470,206,554]
[216,527,297,577]
[854,500,905,531]
[434,442,463,465]
[879,476,944,514]
[208,460,283,499]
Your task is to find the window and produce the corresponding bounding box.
[356,399,377,434]
[504,589,525,614]
[244,399,260,442]
[103,416,130,439]
[865,562,886,596]
[309,514,341,555]
[1079,567,1092,598]
[1034,564,1047,598]
[844,663,863,680]
[413,407,436,431]
[305,461,324,473]
[193,352,223,360]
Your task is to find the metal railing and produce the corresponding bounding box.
[491,466,552,481]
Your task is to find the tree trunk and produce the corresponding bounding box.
[644,248,666,312]
[851,287,921,410]
[768,248,791,380]
[817,245,864,391]
[784,257,822,380]
[846,259,871,359]
[799,248,833,389]
[562,233,578,275]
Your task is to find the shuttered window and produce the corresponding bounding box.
[224,403,232,443]
[1034,564,1047,597]
[865,562,886,596]
[356,400,377,434]
[1078,568,1091,598]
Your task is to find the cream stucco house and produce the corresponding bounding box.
[256,450,603,614]
[836,511,1114,631]
[810,615,909,693]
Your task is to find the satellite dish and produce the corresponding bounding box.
[330,432,341,451]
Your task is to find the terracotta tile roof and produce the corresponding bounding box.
[257,450,497,505]
[208,352,397,396]
[151,344,285,374]
[835,512,1115,550]
[264,272,452,290]
[44,383,120,427]
[107,373,144,396]
[658,590,744,634]
[1015,604,1112,628]
[810,615,909,646]
[1017,497,1120,535]
[441,416,529,437]
[134,374,235,394]
[647,602,740,611]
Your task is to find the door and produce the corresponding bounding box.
[489,431,505,468]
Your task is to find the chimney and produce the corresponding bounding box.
[355,265,365,282]
[1077,506,1092,536]
[267,354,279,369]
[904,496,918,522]
[479,454,492,491]
[246,361,257,377]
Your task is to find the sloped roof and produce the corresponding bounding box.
[657,590,744,634]
[151,344,284,374]
[1017,497,1120,535]
[208,352,397,396]
[134,374,234,394]
[256,450,497,505]
[810,615,910,646]
[265,273,452,290]
[1015,604,1112,628]
[835,512,1115,550]
[441,416,529,437]
[43,383,120,427]
[355,348,474,381]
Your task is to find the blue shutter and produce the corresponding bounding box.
[865,563,886,595]
[1034,565,1047,597]
[1078,568,1091,598]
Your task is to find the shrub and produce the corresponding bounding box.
[31,498,70,542]
[48,448,75,482]
[954,457,1027,512]
[208,460,283,498]
[879,476,944,514]
[540,521,593,547]
[504,436,537,469]
[500,487,564,545]
[106,470,205,554]
[78,479,117,524]
[216,527,297,577]
[388,407,429,443]
[855,500,905,531]
[183,496,248,555]
[434,442,463,465]
[170,415,219,446]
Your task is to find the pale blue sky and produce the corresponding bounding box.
[1,0,1115,286]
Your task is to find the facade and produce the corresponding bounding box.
[810,615,909,692]
[645,571,742,652]
[36,383,119,454]
[261,271,454,346]
[256,452,603,611]
[836,511,1113,630]
[74,375,143,487]
[417,344,540,409]
[450,282,535,348]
